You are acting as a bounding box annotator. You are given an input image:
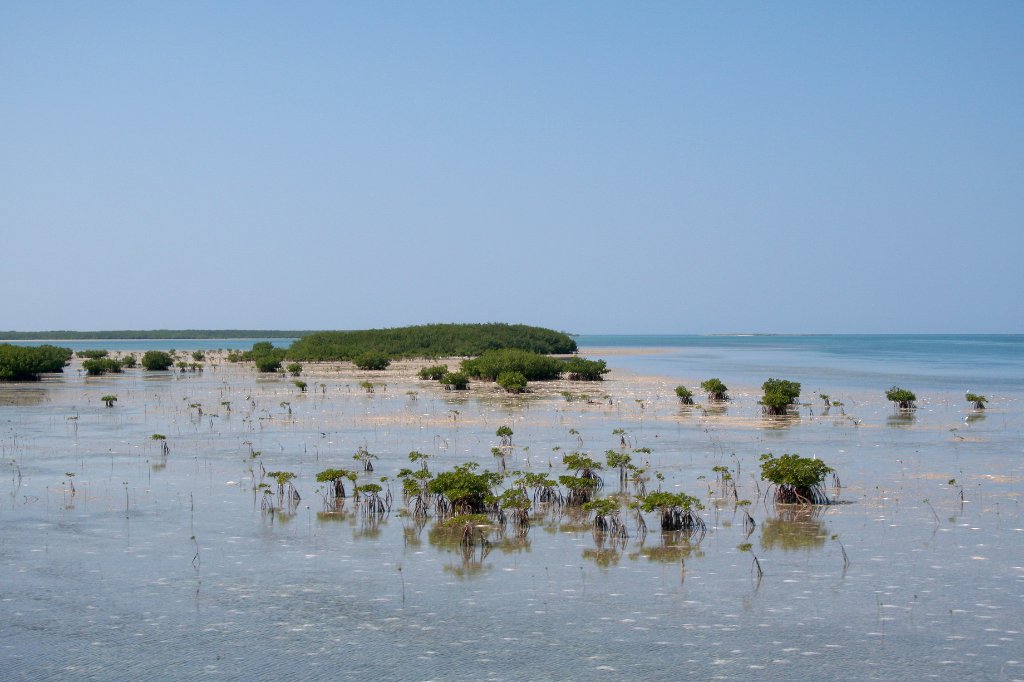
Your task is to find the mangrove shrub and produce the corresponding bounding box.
[759,452,836,505]
[141,351,174,371]
[885,386,917,409]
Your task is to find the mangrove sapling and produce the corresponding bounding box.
[151,433,169,456]
[428,463,502,517]
[518,472,562,506]
[738,542,764,583]
[674,385,694,405]
[563,452,604,489]
[496,425,513,447]
[640,491,706,539]
[101,394,117,408]
[353,446,377,472]
[965,392,988,410]
[286,363,303,376]
[701,378,729,401]
[316,468,353,506]
[359,380,375,394]
[605,450,631,488]
[582,497,627,538]
[559,475,599,506]
[358,483,387,516]
[294,380,307,393]
[758,453,838,505]
[499,488,532,533]
[886,386,917,410]
[408,450,431,472]
[267,471,300,512]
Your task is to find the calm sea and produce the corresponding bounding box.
[576,334,1024,393]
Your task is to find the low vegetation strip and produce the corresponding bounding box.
[287,323,577,361]
[0,330,312,340]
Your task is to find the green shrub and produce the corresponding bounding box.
[461,349,563,381]
[353,351,391,371]
[759,452,835,504]
[255,354,284,372]
[100,394,117,407]
[82,358,124,376]
[700,378,728,401]
[0,344,73,380]
[417,364,448,381]
[191,351,205,361]
[674,385,694,405]
[120,354,137,368]
[496,371,528,393]
[762,378,800,403]
[640,491,705,533]
[141,350,174,371]
[77,349,109,359]
[562,357,609,381]
[286,363,303,376]
[885,386,917,409]
[965,392,987,409]
[440,371,470,391]
[428,463,502,514]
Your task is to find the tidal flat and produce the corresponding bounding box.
[1,351,1021,680]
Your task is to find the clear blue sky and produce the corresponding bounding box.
[2,2,1021,333]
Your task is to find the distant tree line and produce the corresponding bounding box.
[286,323,577,361]
[0,330,313,341]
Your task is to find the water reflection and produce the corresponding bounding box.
[629,531,704,564]
[760,413,800,430]
[887,412,917,427]
[582,534,626,570]
[0,388,47,406]
[760,506,828,552]
[965,413,987,425]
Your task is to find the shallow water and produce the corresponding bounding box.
[1,344,1022,680]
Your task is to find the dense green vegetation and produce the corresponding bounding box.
[496,371,528,393]
[885,386,917,409]
[562,357,609,381]
[701,378,729,401]
[461,349,564,381]
[0,329,311,340]
[759,453,836,504]
[141,351,174,371]
[82,358,124,376]
[674,385,694,405]
[418,365,448,380]
[77,349,109,359]
[286,323,576,361]
[760,378,801,415]
[353,351,391,371]
[0,344,73,380]
[965,392,988,409]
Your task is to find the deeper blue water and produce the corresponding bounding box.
[576,334,1024,393]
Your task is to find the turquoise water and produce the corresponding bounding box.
[577,334,1024,392]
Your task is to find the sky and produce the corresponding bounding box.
[2,2,1022,334]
